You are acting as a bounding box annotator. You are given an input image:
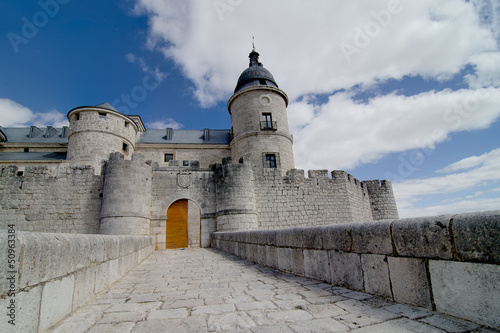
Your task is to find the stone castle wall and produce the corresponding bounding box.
[0,165,103,234]
[0,156,398,248]
[135,145,231,169]
[254,169,376,229]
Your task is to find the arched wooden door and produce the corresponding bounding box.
[166,199,188,249]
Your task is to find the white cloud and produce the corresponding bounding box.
[0,98,34,127]
[0,98,68,128]
[290,87,500,170]
[393,148,500,217]
[146,119,183,129]
[134,0,498,105]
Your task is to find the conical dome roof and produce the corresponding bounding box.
[234,50,279,93]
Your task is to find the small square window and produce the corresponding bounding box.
[183,160,189,166]
[99,112,106,119]
[24,148,29,152]
[265,154,277,168]
[164,153,174,162]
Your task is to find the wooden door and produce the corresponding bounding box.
[166,200,188,249]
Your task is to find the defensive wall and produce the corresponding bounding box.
[0,232,154,332]
[1,156,398,249]
[0,164,103,234]
[211,210,500,330]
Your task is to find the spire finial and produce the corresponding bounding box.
[252,35,255,51]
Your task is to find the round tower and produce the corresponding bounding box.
[228,49,294,175]
[215,157,259,231]
[66,103,138,174]
[100,152,152,235]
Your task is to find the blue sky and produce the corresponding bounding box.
[1,0,499,218]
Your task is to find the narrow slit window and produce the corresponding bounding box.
[122,143,128,153]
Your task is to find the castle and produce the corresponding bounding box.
[0,49,399,249]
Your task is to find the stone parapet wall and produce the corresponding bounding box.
[0,231,154,332]
[212,211,500,329]
[0,165,103,234]
[254,169,376,229]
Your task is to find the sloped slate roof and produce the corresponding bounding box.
[0,127,69,143]
[137,129,230,145]
[0,152,67,161]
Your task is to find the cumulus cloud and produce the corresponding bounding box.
[290,87,500,170]
[393,148,500,217]
[146,119,183,129]
[0,98,68,127]
[134,0,498,105]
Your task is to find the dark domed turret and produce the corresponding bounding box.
[234,50,279,93]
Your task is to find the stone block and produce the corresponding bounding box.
[39,275,75,332]
[256,245,267,266]
[388,257,431,309]
[72,267,96,310]
[276,228,303,248]
[329,251,363,291]
[452,211,500,263]
[277,248,304,275]
[322,224,352,252]
[94,261,111,294]
[361,254,392,298]
[0,285,42,333]
[352,221,392,254]
[303,250,331,282]
[429,260,500,329]
[265,246,278,268]
[392,215,453,259]
[303,227,323,249]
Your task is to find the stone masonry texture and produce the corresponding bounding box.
[50,249,491,333]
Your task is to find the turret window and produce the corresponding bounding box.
[265,154,277,168]
[261,113,276,130]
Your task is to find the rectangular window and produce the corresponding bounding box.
[262,113,272,129]
[164,153,174,162]
[265,154,277,168]
[125,121,129,128]
[122,143,128,153]
[99,112,107,119]
[183,160,189,166]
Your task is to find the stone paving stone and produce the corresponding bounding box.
[305,303,348,318]
[420,315,480,333]
[147,308,189,319]
[96,311,147,324]
[88,322,135,333]
[349,318,446,333]
[206,312,257,331]
[235,300,277,311]
[384,304,432,320]
[51,248,490,333]
[289,317,350,333]
[132,317,208,333]
[267,309,314,323]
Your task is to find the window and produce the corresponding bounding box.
[265,154,277,168]
[122,143,128,153]
[164,153,174,162]
[75,113,80,121]
[99,112,106,119]
[261,113,276,130]
[125,121,129,128]
[24,148,29,152]
[183,160,189,166]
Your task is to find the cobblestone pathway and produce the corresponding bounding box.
[51,249,493,333]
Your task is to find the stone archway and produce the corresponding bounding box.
[165,199,201,249]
